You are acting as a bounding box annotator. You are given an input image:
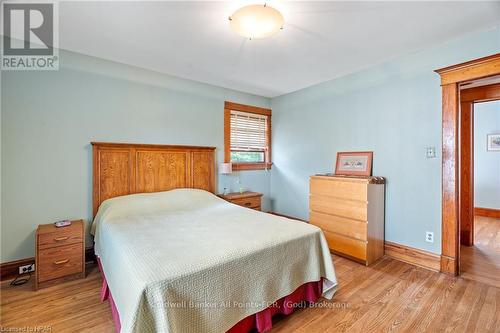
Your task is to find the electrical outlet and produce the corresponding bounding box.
[425,231,434,243]
[18,264,35,274]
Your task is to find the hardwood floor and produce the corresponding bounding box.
[461,216,500,288]
[1,264,114,332]
[1,256,499,333]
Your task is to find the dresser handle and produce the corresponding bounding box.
[244,202,252,206]
[54,259,69,265]
[54,236,69,241]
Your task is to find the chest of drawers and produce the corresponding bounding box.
[309,176,385,265]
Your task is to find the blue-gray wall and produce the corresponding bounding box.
[1,50,271,262]
[270,27,500,254]
[3,27,500,262]
[474,101,500,209]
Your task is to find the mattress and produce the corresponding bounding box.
[91,189,337,333]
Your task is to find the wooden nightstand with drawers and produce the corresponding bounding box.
[35,220,85,290]
[218,191,263,211]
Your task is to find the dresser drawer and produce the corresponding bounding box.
[310,177,367,201]
[310,194,368,221]
[38,229,83,250]
[310,211,367,241]
[231,196,261,209]
[38,243,83,282]
[323,230,367,261]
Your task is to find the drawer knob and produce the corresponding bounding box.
[54,236,69,241]
[54,259,69,265]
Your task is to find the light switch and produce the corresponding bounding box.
[426,146,436,159]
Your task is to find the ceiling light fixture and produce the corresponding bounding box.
[229,4,284,40]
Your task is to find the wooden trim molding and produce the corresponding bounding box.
[436,53,500,85]
[224,101,272,171]
[435,53,500,275]
[459,101,474,247]
[224,101,271,116]
[0,247,96,282]
[269,214,440,272]
[458,83,500,247]
[440,255,457,275]
[269,213,440,272]
[269,211,307,223]
[0,257,35,281]
[85,247,96,263]
[384,241,441,272]
[474,207,500,218]
[461,83,500,102]
[440,83,460,275]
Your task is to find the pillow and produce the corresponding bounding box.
[91,188,221,235]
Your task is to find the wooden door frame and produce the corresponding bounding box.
[459,83,500,248]
[435,53,500,275]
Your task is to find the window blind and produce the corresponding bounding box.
[230,110,268,151]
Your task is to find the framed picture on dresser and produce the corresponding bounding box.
[335,151,373,176]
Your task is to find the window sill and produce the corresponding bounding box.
[231,162,273,171]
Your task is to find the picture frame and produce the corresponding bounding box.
[487,134,500,151]
[335,151,373,176]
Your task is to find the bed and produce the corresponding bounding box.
[91,142,337,333]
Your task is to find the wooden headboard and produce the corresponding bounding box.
[92,142,216,216]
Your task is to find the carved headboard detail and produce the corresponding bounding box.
[92,142,216,216]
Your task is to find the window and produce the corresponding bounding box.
[224,101,272,170]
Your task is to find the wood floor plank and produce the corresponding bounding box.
[349,267,433,333]
[460,216,500,288]
[475,287,499,333]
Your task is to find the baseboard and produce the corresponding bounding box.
[0,257,35,281]
[269,215,442,272]
[474,207,500,218]
[440,255,458,276]
[384,241,441,272]
[0,246,96,281]
[269,211,308,222]
[85,246,96,263]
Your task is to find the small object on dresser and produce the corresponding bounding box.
[35,219,85,290]
[335,151,373,176]
[218,191,263,211]
[54,220,72,227]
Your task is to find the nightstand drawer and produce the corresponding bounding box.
[38,243,83,283]
[38,230,83,249]
[231,196,261,209]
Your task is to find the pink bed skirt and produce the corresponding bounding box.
[97,259,322,333]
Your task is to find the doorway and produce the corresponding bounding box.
[458,84,500,288]
[435,53,500,276]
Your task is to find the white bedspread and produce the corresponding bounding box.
[92,189,337,333]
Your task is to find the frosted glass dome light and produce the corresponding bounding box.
[229,4,284,39]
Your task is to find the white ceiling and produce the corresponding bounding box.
[57,1,500,97]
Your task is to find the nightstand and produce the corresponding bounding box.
[218,191,263,211]
[35,220,85,290]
